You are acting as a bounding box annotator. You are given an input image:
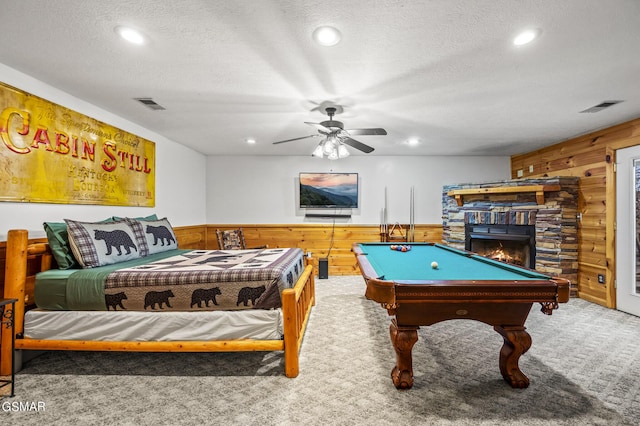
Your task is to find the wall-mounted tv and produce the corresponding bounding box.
[299,172,358,209]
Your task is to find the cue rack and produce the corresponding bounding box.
[380,186,415,242]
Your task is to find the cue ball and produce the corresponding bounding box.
[431,261,438,269]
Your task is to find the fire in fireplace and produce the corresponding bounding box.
[465,224,536,269]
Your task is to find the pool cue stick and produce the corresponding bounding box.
[384,187,387,241]
[384,187,388,242]
[409,186,414,242]
[409,186,413,241]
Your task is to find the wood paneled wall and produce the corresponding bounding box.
[208,224,443,276]
[1,224,443,297]
[511,116,640,308]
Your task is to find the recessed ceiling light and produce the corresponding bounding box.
[115,26,146,45]
[246,138,256,145]
[513,29,540,46]
[313,26,341,46]
[407,138,420,146]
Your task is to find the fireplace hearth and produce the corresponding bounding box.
[465,224,536,269]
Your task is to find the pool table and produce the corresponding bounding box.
[353,242,570,390]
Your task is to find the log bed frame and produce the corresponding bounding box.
[0,229,316,377]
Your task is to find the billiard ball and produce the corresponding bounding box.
[390,245,397,250]
[431,261,438,269]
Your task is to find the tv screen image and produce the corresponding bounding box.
[299,172,358,209]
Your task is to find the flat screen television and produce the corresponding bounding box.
[299,172,358,209]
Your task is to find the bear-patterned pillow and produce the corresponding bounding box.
[65,219,143,268]
[128,217,178,255]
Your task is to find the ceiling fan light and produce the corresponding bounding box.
[322,139,336,155]
[313,26,341,46]
[327,148,340,160]
[312,144,324,158]
[338,143,350,158]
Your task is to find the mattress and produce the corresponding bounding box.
[24,308,284,341]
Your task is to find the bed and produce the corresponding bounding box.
[1,228,316,378]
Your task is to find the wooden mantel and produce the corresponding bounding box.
[447,184,561,206]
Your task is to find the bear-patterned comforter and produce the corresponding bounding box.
[35,248,305,312]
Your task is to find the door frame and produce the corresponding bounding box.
[615,145,640,316]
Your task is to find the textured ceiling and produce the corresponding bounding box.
[1,0,639,157]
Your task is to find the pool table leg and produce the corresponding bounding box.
[389,319,419,389]
[494,325,532,388]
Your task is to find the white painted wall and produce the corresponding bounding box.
[0,64,207,240]
[207,155,511,224]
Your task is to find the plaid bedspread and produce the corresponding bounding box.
[103,248,304,312]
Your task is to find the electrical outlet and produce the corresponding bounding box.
[529,165,534,173]
[597,274,605,284]
[516,169,523,177]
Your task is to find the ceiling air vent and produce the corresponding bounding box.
[579,100,623,113]
[134,98,166,111]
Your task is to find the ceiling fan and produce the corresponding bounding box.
[273,107,387,157]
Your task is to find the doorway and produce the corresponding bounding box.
[615,145,640,316]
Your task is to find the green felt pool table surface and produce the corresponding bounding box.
[355,242,549,282]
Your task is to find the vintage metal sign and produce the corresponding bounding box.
[0,82,155,206]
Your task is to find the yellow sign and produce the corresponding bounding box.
[0,82,155,206]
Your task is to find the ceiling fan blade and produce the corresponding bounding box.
[272,134,320,144]
[345,128,387,136]
[342,137,375,153]
[304,122,331,134]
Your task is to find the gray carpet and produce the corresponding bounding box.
[2,275,639,425]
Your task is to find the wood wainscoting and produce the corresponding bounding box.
[511,116,640,308]
[207,224,443,276]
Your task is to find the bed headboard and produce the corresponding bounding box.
[2,230,53,311]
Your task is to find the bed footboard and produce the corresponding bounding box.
[282,264,315,377]
[1,229,316,378]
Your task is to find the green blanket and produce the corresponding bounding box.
[35,249,188,310]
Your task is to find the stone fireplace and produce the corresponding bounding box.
[442,177,579,295]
